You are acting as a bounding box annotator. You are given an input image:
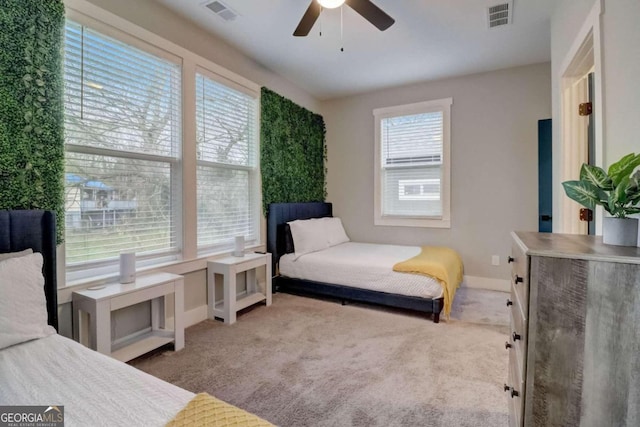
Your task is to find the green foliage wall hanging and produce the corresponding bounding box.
[261,87,326,214]
[0,0,65,241]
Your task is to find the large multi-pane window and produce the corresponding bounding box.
[63,20,182,276]
[62,16,262,282]
[195,71,259,252]
[374,98,452,228]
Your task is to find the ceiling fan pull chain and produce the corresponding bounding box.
[319,6,323,36]
[340,5,344,52]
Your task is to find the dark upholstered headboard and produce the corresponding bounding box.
[267,202,333,275]
[0,210,58,331]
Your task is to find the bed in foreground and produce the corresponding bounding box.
[0,210,272,427]
[267,202,463,323]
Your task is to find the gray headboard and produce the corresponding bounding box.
[266,202,333,274]
[0,210,58,331]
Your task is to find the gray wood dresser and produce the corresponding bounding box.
[506,231,640,427]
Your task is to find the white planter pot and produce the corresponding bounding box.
[602,217,639,246]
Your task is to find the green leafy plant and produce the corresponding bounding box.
[260,87,327,215]
[0,0,65,241]
[562,153,640,218]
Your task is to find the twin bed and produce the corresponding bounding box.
[0,210,271,426]
[267,202,463,323]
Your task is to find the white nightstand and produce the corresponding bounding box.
[207,253,272,324]
[72,272,185,362]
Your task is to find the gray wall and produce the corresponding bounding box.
[321,63,552,280]
[551,0,640,227]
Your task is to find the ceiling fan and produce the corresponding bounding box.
[293,0,395,37]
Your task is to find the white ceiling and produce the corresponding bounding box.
[153,0,556,100]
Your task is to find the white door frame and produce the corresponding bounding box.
[557,0,604,234]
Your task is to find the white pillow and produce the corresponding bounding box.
[288,218,329,260]
[321,217,350,247]
[0,248,33,262]
[0,252,55,350]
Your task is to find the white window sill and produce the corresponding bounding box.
[57,243,265,304]
[374,217,451,229]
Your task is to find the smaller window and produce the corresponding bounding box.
[373,98,452,228]
[195,69,259,253]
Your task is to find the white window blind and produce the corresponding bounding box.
[374,98,452,228]
[195,71,258,251]
[381,111,444,218]
[63,20,182,271]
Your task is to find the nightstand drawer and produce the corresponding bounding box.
[510,282,528,323]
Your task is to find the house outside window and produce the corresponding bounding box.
[373,98,452,228]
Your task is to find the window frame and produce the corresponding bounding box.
[61,5,263,286]
[194,66,261,255]
[373,98,453,228]
[63,17,184,280]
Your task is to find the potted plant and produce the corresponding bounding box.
[562,153,640,246]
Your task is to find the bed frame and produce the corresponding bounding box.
[267,202,444,323]
[0,210,58,331]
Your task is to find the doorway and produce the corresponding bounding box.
[558,0,603,235]
[561,67,590,235]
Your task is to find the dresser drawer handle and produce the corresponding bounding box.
[505,341,512,350]
[511,389,519,398]
[514,275,524,284]
[504,384,511,392]
[508,256,515,264]
[506,299,513,307]
[512,332,521,341]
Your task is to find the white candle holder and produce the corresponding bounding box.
[119,252,136,283]
[233,236,245,257]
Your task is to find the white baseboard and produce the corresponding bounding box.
[167,305,208,329]
[184,305,209,327]
[463,275,510,293]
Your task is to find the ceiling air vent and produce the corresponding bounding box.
[204,1,238,22]
[487,1,513,29]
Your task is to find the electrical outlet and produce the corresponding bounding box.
[492,255,500,266]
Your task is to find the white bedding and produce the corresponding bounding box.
[279,242,443,299]
[0,334,193,426]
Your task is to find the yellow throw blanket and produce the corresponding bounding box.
[393,246,464,318]
[166,393,274,427]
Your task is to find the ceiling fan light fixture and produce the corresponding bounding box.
[294,0,394,37]
[317,0,345,9]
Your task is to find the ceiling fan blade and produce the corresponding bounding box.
[293,1,321,36]
[346,0,395,31]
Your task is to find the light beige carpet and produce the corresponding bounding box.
[131,288,510,427]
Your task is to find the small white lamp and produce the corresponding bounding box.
[233,236,245,257]
[119,252,136,284]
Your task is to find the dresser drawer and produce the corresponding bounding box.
[510,282,528,323]
[510,241,529,307]
[509,307,527,378]
[507,348,525,427]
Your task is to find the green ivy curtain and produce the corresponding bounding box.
[0,0,66,241]
[260,87,326,215]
